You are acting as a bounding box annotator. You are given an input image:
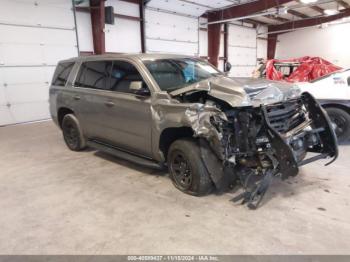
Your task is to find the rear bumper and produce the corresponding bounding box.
[262,92,338,179]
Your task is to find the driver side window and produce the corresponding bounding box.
[108,60,149,94]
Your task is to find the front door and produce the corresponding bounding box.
[73,60,153,157]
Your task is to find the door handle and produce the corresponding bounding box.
[104,101,115,107]
[73,95,80,101]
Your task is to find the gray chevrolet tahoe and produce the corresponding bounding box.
[49,54,338,209]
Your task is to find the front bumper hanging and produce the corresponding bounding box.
[262,92,338,180]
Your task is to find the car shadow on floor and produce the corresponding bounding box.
[225,174,330,209]
[91,148,336,209]
[266,176,324,200]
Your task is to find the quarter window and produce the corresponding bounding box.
[52,62,74,86]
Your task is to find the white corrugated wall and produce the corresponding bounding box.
[0,0,78,126]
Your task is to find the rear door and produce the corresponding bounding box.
[72,60,113,139]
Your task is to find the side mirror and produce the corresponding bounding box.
[129,81,143,92]
[224,62,232,72]
[129,81,150,96]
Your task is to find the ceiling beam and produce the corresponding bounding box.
[118,0,141,4]
[264,14,290,23]
[287,9,309,19]
[269,8,350,33]
[338,0,350,8]
[207,0,294,24]
[243,18,269,26]
[177,0,213,9]
[310,5,325,14]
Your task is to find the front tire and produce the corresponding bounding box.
[62,114,86,151]
[325,107,350,143]
[167,138,213,196]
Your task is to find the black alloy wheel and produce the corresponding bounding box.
[62,114,86,151]
[63,121,79,148]
[170,151,193,191]
[167,138,213,196]
[325,107,350,143]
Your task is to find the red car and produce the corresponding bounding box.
[265,56,342,83]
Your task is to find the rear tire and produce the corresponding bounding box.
[167,138,213,196]
[325,107,350,143]
[62,114,86,151]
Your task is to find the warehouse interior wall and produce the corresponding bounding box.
[74,0,263,76]
[275,21,350,68]
[0,0,267,126]
[105,0,141,53]
[74,0,262,75]
[257,25,268,61]
[227,23,257,77]
[200,18,260,75]
[75,0,141,54]
[0,0,78,126]
[76,10,94,53]
[144,8,199,55]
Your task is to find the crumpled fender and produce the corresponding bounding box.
[183,104,234,190]
[151,98,227,162]
[183,104,226,139]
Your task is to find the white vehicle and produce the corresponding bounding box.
[298,69,350,142]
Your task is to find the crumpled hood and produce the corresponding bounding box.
[170,76,301,107]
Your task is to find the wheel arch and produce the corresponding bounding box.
[322,103,350,115]
[158,126,194,161]
[57,107,74,128]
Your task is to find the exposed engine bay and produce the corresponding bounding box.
[172,88,338,209]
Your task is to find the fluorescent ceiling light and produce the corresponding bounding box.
[300,0,318,3]
[324,9,339,15]
[277,7,288,15]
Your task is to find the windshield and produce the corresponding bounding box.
[143,58,222,92]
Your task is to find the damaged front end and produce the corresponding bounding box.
[185,92,338,209]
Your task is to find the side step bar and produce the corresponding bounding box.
[87,140,164,170]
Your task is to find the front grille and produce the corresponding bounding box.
[266,99,306,133]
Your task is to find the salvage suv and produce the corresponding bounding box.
[49,54,338,209]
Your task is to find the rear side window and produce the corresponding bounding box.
[347,77,350,86]
[52,62,74,86]
[75,61,112,90]
[74,60,148,93]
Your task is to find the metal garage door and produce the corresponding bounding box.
[228,24,257,77]
[144,7,199,56]
[0,0,78,126]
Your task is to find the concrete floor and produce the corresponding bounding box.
[0,121,350,255]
